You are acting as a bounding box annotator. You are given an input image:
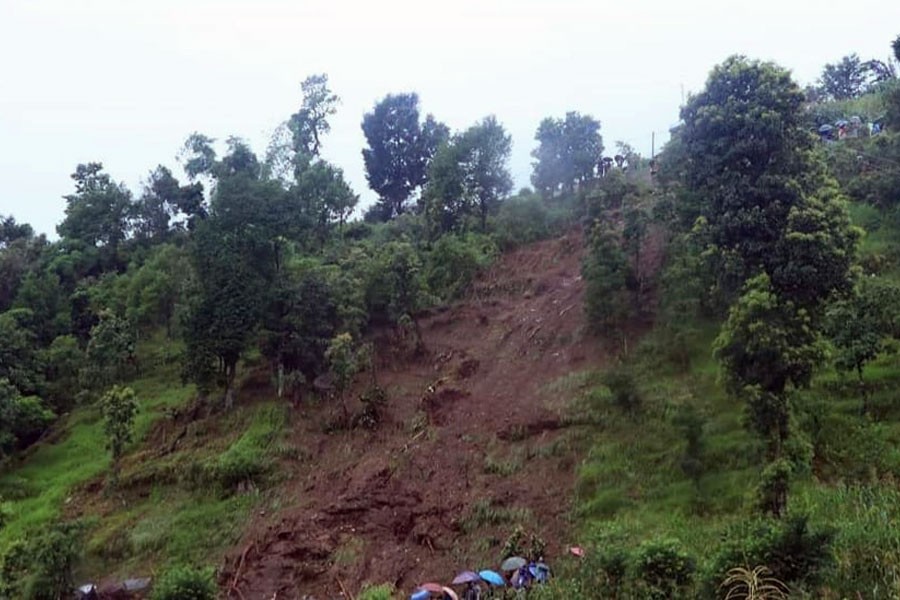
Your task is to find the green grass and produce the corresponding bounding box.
[0,366,194,549]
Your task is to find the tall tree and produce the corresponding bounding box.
[424,116,513,233]
[819,54,870,100]
[134,166,205,240]
[289,73,339,159]
[680,55,857,308]
[57,163,134,269]
[531,112,603,197]
[361,93,448,219]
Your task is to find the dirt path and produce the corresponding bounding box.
[223,230,608,599]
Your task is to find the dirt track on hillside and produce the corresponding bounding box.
[222,231,612,599]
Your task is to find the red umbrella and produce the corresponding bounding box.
[416,582,445,594]
[569,545,585,557]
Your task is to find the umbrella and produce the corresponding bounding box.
[478,570,506,586]
[568,545,585,557]
[442,587,460,600]
[451,571,481,585]
[836,119,849,127]
[501,556,527,571]
[818,124,833,133]
[417,583,445,593]
[410,591,430,600]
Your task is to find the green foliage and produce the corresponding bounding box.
[825,277,900,390]
[100,385,137,483]
[600,367,643,417]
[357,583,395,600]
[423,115,513,233]
[674,404,706,488]
[714,275,825,451]
[707,515,835,594]
[83,310,136,393]
[756,459,792,518]
[0,309,43,395]
[40,335,84,413]
[362,93,448,219]
[582,219,630,336]
[0,520,84,600]
[0,380,55,460]
[531,111,603,197]
[150,565,216,600]
[632,539,696,599]
[326,332,360,416]
[490,189,574,250]
[57,163,133,270]
[424,233,496,301]
[818,54,872,100]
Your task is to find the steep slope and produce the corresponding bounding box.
[222,230,606,598]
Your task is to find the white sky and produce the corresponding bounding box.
[1,0,899,237]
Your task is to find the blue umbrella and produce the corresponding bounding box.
[410,590,430,600]
[478,570,506,586]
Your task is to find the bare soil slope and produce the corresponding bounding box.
[224,230,608,599]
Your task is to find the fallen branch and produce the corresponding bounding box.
[228,542,254,599]
[336,577,355,600]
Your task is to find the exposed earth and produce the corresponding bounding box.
[222,230,613,599]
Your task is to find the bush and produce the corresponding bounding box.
[490,191,573,250]
[706,515,835,595]
[601,367,642,417]
[424,233,496,301]
[151,565,216,600]
[0,521,84,600]
[632,539,696,599]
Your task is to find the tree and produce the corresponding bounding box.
[424,116,513,233]
[325,332,360,419]
[83,310,136,393]
[0,378,54,459]
[714,274,825,457]
[57,163,133,269]
[100,385,137,486]
[825,278,900,410]
[289,73,339,159]
[531,111,603,197]
[41,335,85,413]
[819,54,870,100]
[680,55,856,308]
[0,309,43,395]
[894,35,900,63]
[293,161,358,244]
[134,166,205,239]
[582,218,630,338]
[361,93,448,219]
[462,116,513,230]
[125,244,194,336]
[261,267,342,401]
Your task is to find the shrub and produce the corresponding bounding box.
[424,233,496,301]
[632,539,696,599]
[357,583,394,600]
[706,515,835,595]
[151,565,216,600]
[601,367,643,416]
[490,192,572,250]
[0,521,84,600]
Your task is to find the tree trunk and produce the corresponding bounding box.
[224,360,237,410]
[276,361,284,399]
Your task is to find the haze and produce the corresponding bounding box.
[1,0,898,237]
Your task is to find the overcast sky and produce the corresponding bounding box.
[1,0,898,237]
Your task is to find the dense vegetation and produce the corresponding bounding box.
[2,33,900,600]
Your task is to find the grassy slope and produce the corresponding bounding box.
[0,334,290,583]
[559,201,900,596]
